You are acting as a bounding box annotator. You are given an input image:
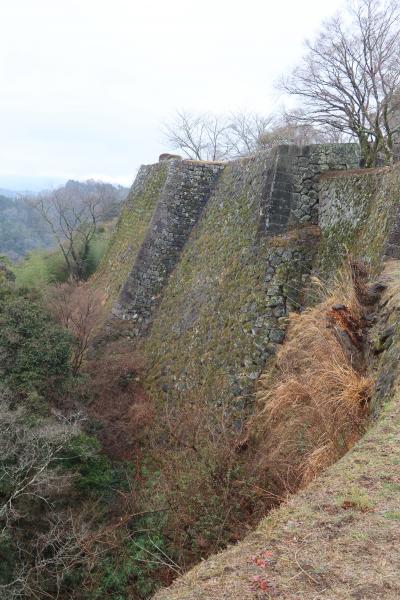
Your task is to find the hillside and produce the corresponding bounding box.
[2,144,400,600]
[94,148,400,599]
[155,308,400,599]
[0,180,128,261]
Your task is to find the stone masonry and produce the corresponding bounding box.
[261,144,360,235]
[106,144,361,345]
[111,158,224,333]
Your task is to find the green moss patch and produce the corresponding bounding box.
[318,166,400,277]
[140,160,317,413]
[95,163,168,310]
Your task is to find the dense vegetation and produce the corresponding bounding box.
[0,268,165,599]
[0,259,376,600]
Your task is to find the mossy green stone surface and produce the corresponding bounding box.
[318,165,400,276]
[139,159,317,412]
[95,163,168,309]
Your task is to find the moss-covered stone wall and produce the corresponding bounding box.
[111,159,224,334]
[93,144,361,410]
[263,144,359,234]
[95,162,168,310]
[318,163,400,277]
[138,154,320,413]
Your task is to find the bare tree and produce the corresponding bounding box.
[0,399,80,527]
[47,283,103,375]
[163,110,278,160]
[280,0,400,166]
[29,180,127,282]
[0,394,90,599]
[163,108,347,161]
[31,187,101,281]
[225,112,274,156]
[257,111,344,151]
[162,110,231,160]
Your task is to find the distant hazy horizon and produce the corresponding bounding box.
[0,174,133,194]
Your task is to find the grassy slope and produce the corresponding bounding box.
[154,270,400,599]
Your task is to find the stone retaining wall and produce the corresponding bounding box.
[318,162,400,275]
[262,144,360,235]
[111,159,224,334]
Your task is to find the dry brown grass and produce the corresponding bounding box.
[253,259,373,493]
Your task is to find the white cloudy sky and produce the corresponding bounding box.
[0,0,344,190]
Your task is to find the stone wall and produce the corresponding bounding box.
[318,163,400,276]
[97,143,364,409]
[138,153,320,414]
[111,159,224,334]
[262,144,360,235]
[95,161,168,310]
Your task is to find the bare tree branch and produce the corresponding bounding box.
[279,0,400,166]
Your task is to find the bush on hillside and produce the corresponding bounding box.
[0,287,72,398]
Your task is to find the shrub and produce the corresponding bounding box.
[84,340,153,460]
[82,229,111,278]
[0,289,72,397]
[13,248,68,288]
[136,400,256,570]
[61,433,115,496]
[47,282,103,374]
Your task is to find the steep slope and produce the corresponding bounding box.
[152,164,400,599]
[154,355,400,599]
[92,147,400,599]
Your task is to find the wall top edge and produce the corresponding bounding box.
[319,162,400,180]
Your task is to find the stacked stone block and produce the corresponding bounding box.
[262,144,360,235]
[111,158,224,334]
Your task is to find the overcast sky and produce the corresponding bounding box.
[0,0,345,190]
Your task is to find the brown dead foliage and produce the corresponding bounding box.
[47,283,153,460]
[47,282,104,374]
[85,340,153,460]
[252,259,375,495]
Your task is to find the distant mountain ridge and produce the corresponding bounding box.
[0,188,32,199]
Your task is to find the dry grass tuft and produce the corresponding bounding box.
[253,259,373,493]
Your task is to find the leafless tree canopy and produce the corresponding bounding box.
[33,189,99,281]
[162,110,231,160]
[30,181,126,281]
[163,110,277,160]
[257,111,344,151]
[224,112,274,156]
[162,109,344,161]
[0,394,87,598]
[281,0,400,166]
[48,282,103,375]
